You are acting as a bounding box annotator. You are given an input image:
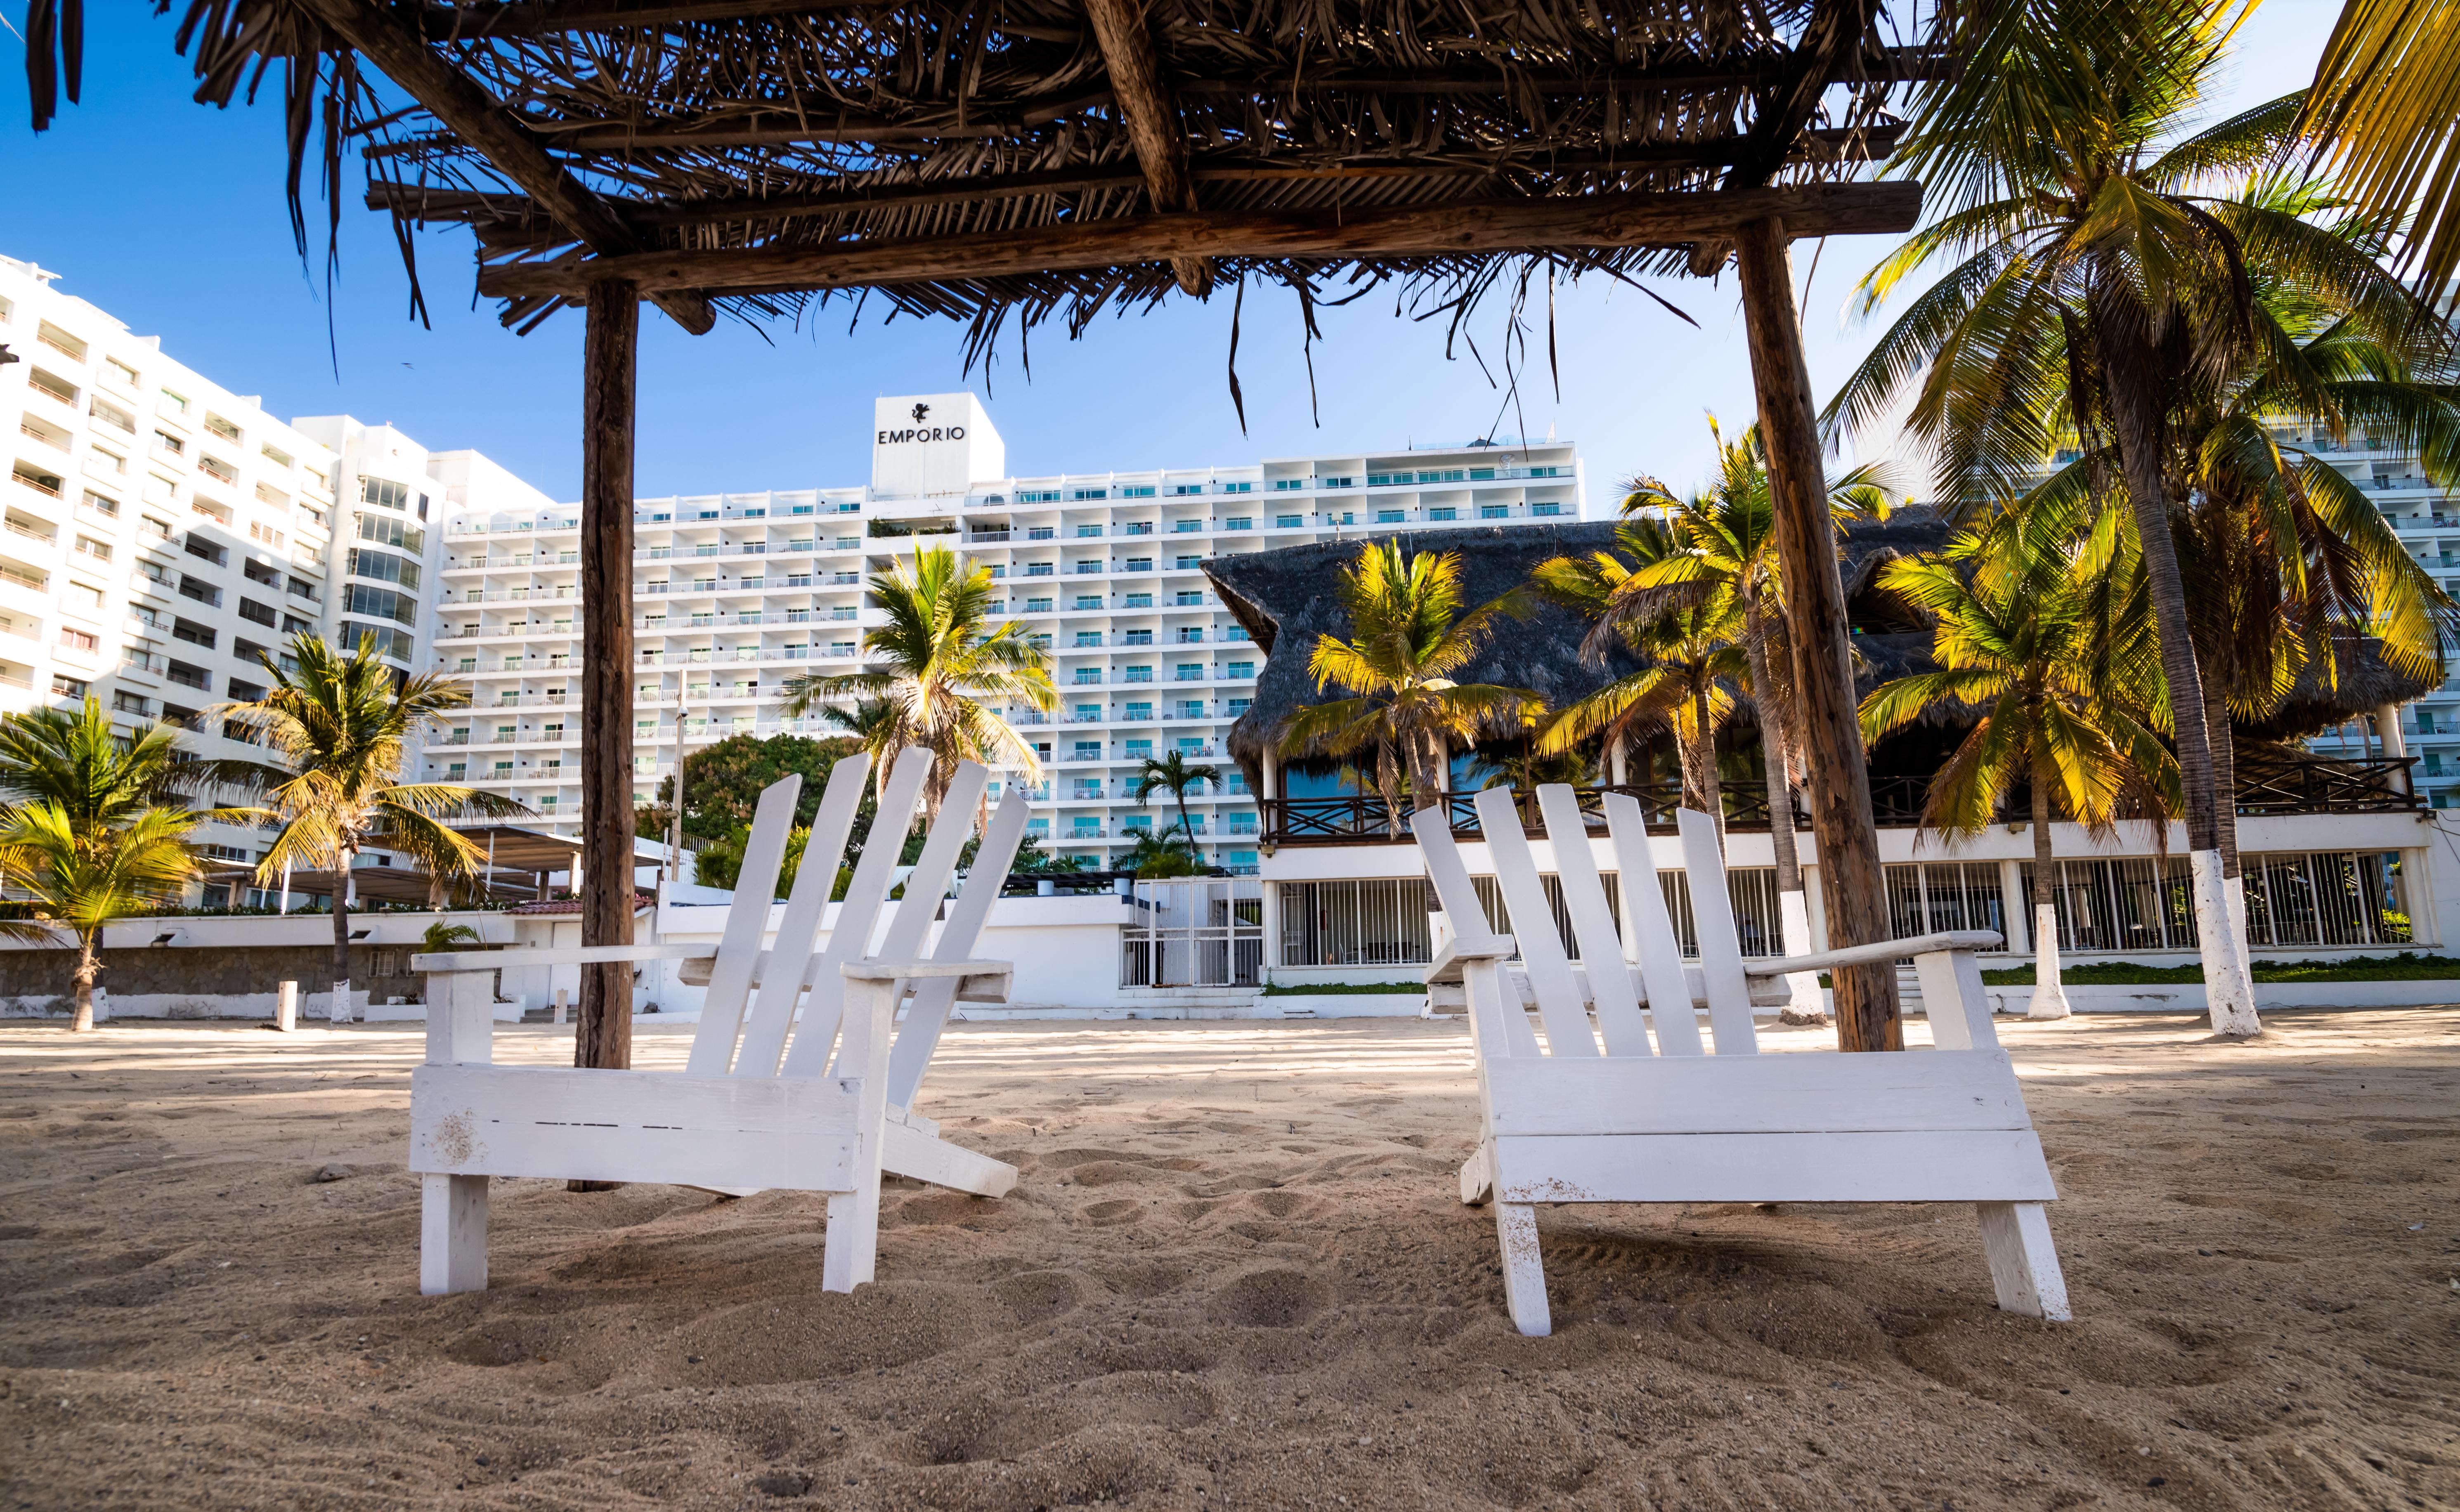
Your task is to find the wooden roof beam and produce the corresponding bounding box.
[295,0,715,333]
[472,181,1921,299]
[1728,0,1887,188]
[1080,0,1207,295]
[369,127,1904,233]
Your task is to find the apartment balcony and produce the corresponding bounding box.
[10,463,66,502]
[2,517,58,552]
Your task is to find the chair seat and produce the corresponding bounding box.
[411,1064,863,1191]
[1480,1048,2035,1136]
[1486,1129,2056,1205]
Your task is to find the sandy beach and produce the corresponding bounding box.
[1,1009,2454,1511]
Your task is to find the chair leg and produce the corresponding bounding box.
[1495,1202,1551,1336]
[822,976,896,1294]
[1976,1201,2071,1321]
[420,1174,488,1296]
[1459,1142,1494,1207]
[822,1187,880,1292]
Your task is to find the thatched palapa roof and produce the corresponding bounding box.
[34,0,1943,347]
[1204,515,2438,788]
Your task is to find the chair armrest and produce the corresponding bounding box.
[1424,933,1517,985]
[415,944,716,973]
[1740,930,2002,978]
[844,958,1014,1004]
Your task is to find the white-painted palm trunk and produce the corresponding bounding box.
[2189,849,2261,1036]
[2028,904,2072,1019]
[1777,889,1824,1017]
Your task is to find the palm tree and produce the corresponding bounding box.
[423,919,483,954]
[2050,204,2460,904]
[1614,415,1899,898]
[815,697,904,801]
[2300,0,2460,302]
[1130,749,1218,840]
[0,802,202,1032]
[1860,520,2179,1019]
[1528,520,1749,845]
[0,698,236,1033]
[1275,540,1536,835]
[778,546,1056,819]
[1829,0,2401,1034]
[1119,826,1207,879]
[0,696,264,831]
[220,633,526,1025]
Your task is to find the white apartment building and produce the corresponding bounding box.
[426,393,1586,870]
[0,255,546,902]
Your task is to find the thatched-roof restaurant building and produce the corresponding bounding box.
[1200,520,2453,997]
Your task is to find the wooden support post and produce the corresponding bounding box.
[577,278,639,1078]
[1731,215,1902,1051]
[1081,0,1209,295]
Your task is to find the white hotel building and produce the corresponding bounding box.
[425,393,1586,870]
[0,257,539,896]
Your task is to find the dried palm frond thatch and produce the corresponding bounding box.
[28,0,1957,368]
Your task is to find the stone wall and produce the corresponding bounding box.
[0,945,428,1020]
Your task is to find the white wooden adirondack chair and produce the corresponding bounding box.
[407,746,1016,1297]
[678,745,1034,1200]
[1415,783,2070,1337]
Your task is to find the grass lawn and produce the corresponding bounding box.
[1979,951,2460,985]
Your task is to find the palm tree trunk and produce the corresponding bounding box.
[69,931,98,1034]
[1745,598,1822,1021]
[2089,275,2260,1037]
[1740,598,1801,895]
[1408,732,1450,822]
[1689,688,1725,851]
[2203,691,2256,999]
[330,850,354,1026]
[2028,761,2072,1020]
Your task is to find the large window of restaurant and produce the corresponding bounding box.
[2015,850,2412,953]
[1886,862,2009,943]
[1278,879,1436,967]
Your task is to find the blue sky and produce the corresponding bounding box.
[0,2,2339,506]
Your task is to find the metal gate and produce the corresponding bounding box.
[1120,878,1266,987]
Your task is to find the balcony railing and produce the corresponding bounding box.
[1261,756,2423,846]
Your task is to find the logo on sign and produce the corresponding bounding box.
[878,401,967,447]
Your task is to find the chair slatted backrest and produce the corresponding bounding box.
[1597,791,1706,1056]
[709,750,878,1077]
[1532,784,1652,1056]
[884,788,1034,1108]
[1470,786,1600,1057]
[813,762,990,1078]
[776,751,943,1077]
[1415,803,1543,1060]
[678,773,806,1073]
[1674,807,1760,1055]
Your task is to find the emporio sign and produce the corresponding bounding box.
[877,400,966,447]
